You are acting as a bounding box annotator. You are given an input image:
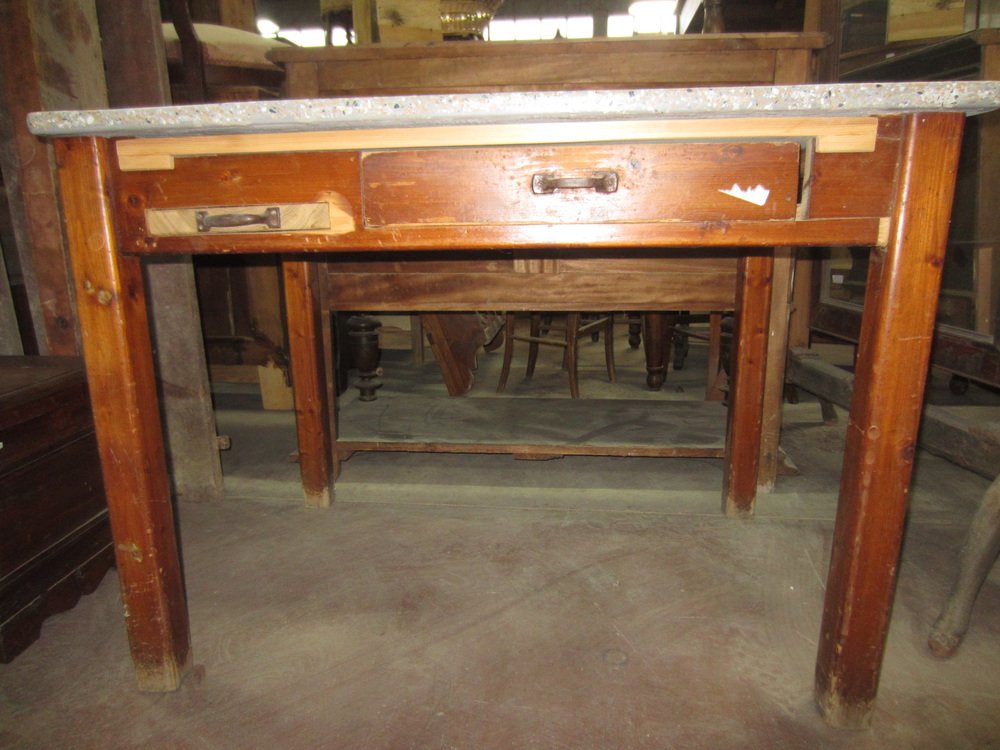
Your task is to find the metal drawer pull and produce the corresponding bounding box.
[531,171,619,194]
[196,207,281,232]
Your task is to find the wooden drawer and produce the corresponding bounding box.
[362,142,801,228]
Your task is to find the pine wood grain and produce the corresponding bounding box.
[815,112,966,729]
[54,137,190,691]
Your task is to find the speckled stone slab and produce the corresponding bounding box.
[27,82,1000,139]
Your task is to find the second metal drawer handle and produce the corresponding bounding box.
[531,171,619,195]
[196,207,281,232]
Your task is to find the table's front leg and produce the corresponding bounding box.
[55,137,190,690]
[283,259,334,507]
[815,112,965,728]
[723,251,774,517]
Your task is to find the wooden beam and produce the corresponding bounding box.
[787,347,1000,479]
[0,0,107,355]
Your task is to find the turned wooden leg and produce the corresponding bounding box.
[284,259,334,508]
[929,474,1000,658]
[56,137,190,690]
[815,112,965,729]
[642,313,666,389]
[627,313,642,349]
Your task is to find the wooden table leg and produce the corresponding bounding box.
[723,251,774,517]
[757,246,794,492]
[815,112,965,728]
[55,137,190,690]
[283,259,334,507]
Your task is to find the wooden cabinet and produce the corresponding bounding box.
[0,357,112,662]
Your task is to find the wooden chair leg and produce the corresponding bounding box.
[929,474,1000,658]
[565,312,580,398]
[604,315,617,383]
[496,311,516,393]
[526,312,542,377]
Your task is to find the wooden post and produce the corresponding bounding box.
[284,259,334,507]
[96,0,225,504]
[55,137,190,690]
[723,251,773,517]
[0,0,107,356]
[815,112,965,728]
[0,238,21,355]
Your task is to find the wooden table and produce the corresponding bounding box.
[30,82,1000,728]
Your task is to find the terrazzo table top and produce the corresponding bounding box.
[28,82,1000,139]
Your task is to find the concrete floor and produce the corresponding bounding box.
[2,332,999,749]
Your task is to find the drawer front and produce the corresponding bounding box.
[116,152,361,249]
[1,433,105,577]
[362,142,800,227]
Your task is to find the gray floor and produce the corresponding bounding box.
[2,332,999,749]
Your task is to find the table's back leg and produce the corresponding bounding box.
[283,258,334,507]
[54,137,190,690]
[815,112,965,728]
[723,251,774,517]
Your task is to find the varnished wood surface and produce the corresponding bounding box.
[112,124,902,256]
[362,143,801,226]
[722,252,774,517]
[53,137,190,691]
[815,112,966,728]
[336,395,726,458]
[283,259,334,507]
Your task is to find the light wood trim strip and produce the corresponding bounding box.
[145,201,353,236]
[116,116,879,171]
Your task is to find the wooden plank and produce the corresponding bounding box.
[114,117,881,171]
[270,33,830,66]
[722,251,773,517]
[336,395,727,455]
[323,271,737,311]
[314,50,778,95]
[815,112,965,729]
[787,347,1000,479]
[887,0,964,42]
[54,136,190,691]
